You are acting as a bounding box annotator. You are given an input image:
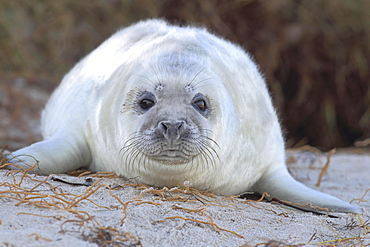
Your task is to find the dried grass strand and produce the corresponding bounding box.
[152,216,244,238]
[316,148,336,187]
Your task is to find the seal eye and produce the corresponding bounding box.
[139,99,155,110]
[192,93,210,117]
[194,99,206,112]
[137,91,156,113]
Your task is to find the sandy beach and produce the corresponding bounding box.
[0,149,369,246]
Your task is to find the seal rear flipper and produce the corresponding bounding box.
[4,136,91,175]
[253,168,362,214]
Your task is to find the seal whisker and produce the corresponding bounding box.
[121,143,137,171]
[201,138,220,163]
[200,134,220,149]
[120,137,143,165]
[133,74,158,88]
[120,133,149,172]
[197,140,218,170]
[149,64,163,88]
[180,137,212,172]
[120,135,141,154]
[191,77,217,89]
[187,67,206,87]
[130,144,145,171]
[198,148,210,173]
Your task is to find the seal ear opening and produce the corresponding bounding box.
[253,168,362,214]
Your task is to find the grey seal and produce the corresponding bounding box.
[4,19,361,214]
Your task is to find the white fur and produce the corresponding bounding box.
[6,20,361,213]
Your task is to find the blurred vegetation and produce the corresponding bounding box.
[0,0,369,150]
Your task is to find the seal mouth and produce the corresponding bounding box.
[152,150,193,165]
[120,131,219,168]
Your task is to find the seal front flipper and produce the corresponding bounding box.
[5,135,91,175]
[253,167,362,214]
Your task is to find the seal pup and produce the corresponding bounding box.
[5,19,361,214]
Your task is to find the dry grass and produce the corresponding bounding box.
[0,0,369,150]
[0,163,368,246]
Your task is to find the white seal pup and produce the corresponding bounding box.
[5,19,360,213]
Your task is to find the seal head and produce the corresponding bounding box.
[121,57,217,169]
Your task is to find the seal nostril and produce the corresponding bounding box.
[161,122,168,131]
[178,121,184,130]
[159,120,185,140]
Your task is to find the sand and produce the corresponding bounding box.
[0,149,369,247]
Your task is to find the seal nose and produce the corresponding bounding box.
[159,120,184,141]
